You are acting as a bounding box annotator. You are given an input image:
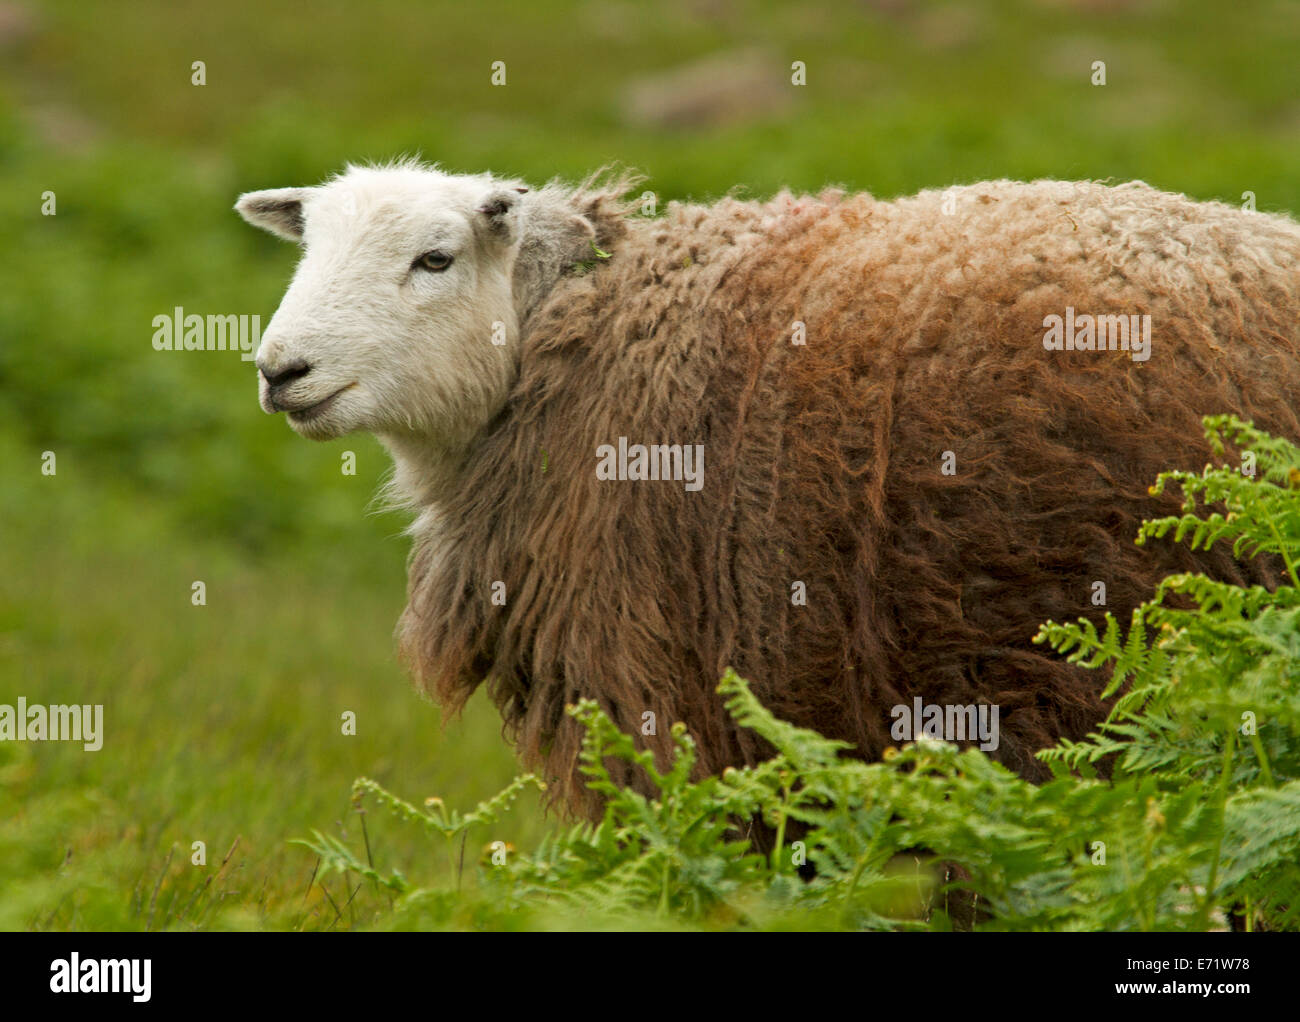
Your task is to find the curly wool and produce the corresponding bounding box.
[400,177,1300,818]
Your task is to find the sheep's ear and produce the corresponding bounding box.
[477,188,524,243]
[235,187,311,242]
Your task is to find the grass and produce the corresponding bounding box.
[0,428,550,929]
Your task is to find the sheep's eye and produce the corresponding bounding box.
[414,250,454,273]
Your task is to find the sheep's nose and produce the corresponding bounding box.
[259,358,313,390]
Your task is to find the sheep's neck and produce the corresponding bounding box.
[378,432,468,514]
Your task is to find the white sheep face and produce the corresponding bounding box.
[236,164,525,444]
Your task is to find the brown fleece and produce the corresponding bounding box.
[400,177,1300,818]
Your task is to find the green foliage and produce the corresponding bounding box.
[1032,415,1300,929]
[295,773,545,895]
[569,239,615,276]
[301,416,1299,930]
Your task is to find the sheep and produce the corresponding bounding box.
[236,163,1300,819]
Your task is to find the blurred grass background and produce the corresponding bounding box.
[1,0,1297,929]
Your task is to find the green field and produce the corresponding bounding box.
[2,0,1298,930]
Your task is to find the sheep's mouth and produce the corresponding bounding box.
[284,383,356,422]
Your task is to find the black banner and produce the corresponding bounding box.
[0,932,1289,1009]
